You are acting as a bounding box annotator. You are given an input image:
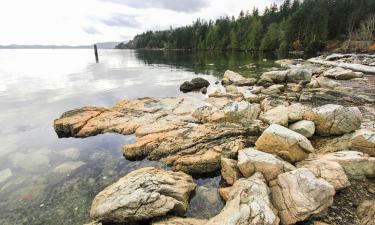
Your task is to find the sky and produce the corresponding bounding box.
[0,0,283,45]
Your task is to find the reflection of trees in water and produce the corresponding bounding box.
[134,50,281,78]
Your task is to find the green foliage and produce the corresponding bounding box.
[118,0,375,54]
[261,23,280,50]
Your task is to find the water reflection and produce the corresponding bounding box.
[0,49,277,225]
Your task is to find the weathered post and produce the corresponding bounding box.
[94,44,99,63]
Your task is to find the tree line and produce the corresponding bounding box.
[116,0,375,53]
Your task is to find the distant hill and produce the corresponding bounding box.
[0,42,120,49]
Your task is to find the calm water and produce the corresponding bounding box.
[0,49,278,225]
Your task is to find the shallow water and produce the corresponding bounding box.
[0,49,279,224]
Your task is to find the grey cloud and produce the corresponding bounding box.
[98,14,141,28]
[100,0,208,12]
[82,26,102,35]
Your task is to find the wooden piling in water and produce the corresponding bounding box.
[94,44,99,63]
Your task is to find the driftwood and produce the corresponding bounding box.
[308,58,375,74]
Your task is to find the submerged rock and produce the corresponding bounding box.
[90,167,196,223]
[0,169,12,184]
[207,173,280,225]
[255,124,315,163]
[180,77,210,93]
[349,129,375,156]
[53,161,85,173]
[237,148,295,182]
[270,168,335,225]
[306,104,362,136]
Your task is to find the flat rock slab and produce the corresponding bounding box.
[90,167,196,223]
[255,124,315,163]
[207,173,279,225]
[54,97,263,174]
[270,168,335,225]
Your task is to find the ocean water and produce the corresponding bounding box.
[0,49,278,224]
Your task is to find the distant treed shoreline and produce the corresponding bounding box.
[117,0,375,53]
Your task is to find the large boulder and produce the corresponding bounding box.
[258,70,288,86]
[221,158,242,185]
[259,105,289,127]
[296,159,350,190]
[286,68,312,83]
[90,167,196,223]
[289,120,315,138]
[323,67,362,80]
[349,129,375,156]
[222,70,257,86]
[316,151,375,179]
[152,217,207,225]
[270,168,335,225]
[255,124,315,162]
[207,173,280,225]
[288,103,308,122]
[306,104,362,136]
[237,148,296,182]
[180,78,210,93]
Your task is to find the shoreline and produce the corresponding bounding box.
[54,53,375,225]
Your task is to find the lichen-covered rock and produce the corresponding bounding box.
[124,122,260,174]
[221,158,242,185]
[289,120,315,138]
[296,159,350,190]
[357,200,375,225]
[316,151,375,179]
[270,168,335,225]
[261,84,284,95]
[193,101,260,123]
[255,124,315,162]
[288,103,308,122]
[306,104,362,136]
[237,148,296,182]
[222,70,257,86]
[90,167,196,223]
[349,129,375,156]
[152,217,207,225]
[286,68,312,83]
[259,70,288,85]
[207,173,280,225]
[259,105,289,127]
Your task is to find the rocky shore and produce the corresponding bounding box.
[54,54,375,225]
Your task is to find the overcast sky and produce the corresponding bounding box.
[0,0,282,45]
